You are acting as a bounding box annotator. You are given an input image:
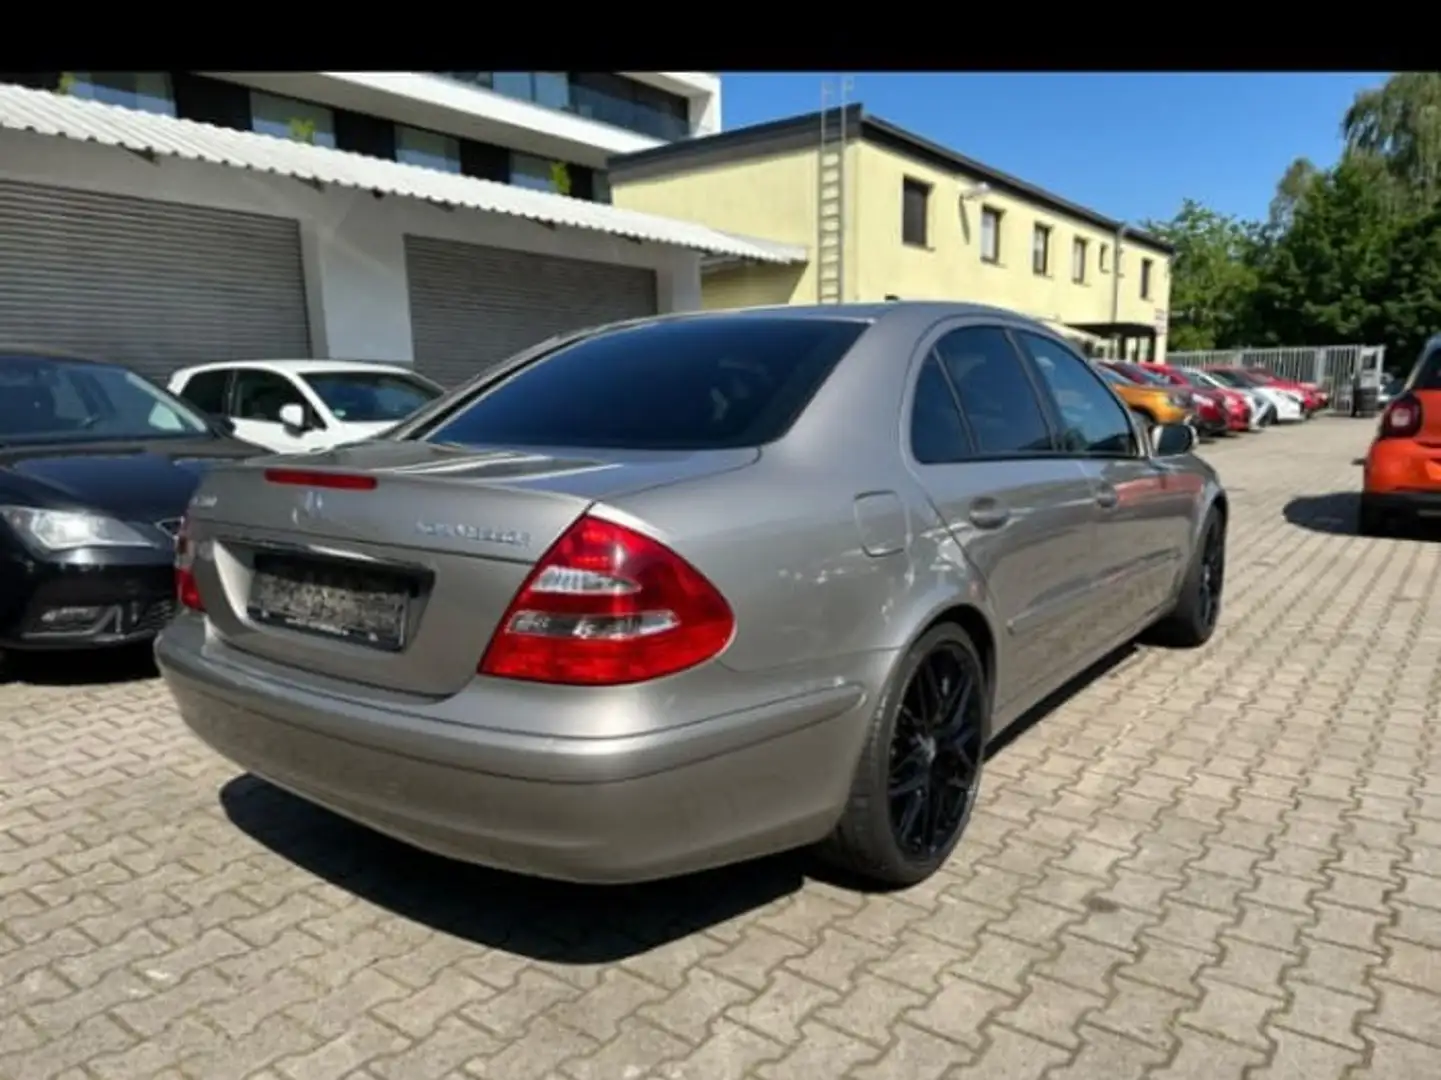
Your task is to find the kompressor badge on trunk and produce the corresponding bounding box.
[414,521,532,548]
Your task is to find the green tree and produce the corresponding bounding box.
[1343,72,1441,203]
[1267,156,1320,234]
[1143,199,1261,350]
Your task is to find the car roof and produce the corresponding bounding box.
[172,358,424,378]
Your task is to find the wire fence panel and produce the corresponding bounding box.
[1166,345,1387,414]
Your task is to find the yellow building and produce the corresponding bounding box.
[609,103,1174,361]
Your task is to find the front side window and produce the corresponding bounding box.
[232,369,311,424]
[60,72,175,116]
[1017,332,1136,456]
[933,327,1052,456]
[176,370,231,414]
[251,90,336,149]
[0,355,210,443]
[301,371,442,424]
[421,316,870,451]
[397,125,462,174]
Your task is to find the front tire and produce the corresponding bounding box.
[819,623,987,887]
[1149,507,1226,648]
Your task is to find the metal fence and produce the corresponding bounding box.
[1166,344,1387,415]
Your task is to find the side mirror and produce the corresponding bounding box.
[278,403,308,433]
[1153,423,1196,458]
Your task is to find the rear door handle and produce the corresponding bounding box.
[968,499,1011,530]
[1094,485,1120,509]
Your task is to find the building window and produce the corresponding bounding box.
[251,90,336,148]
[1032,224,1052,276]
[1072,237,1088,284]
[902,178,930,248]
[60,72,175,117]
[979,206,1002,264]
[1141,257,1154,299]
[1099,243,1110,273]
[510,152,576,196]
[439,71,689,143]
[593,171,613,204]
[396,124,461,174]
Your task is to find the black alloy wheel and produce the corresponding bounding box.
[887,642,985,858]
[1196,516,1226,631]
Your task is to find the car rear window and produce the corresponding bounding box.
[422,316,871,451]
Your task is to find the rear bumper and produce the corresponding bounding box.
[155,615,879,883]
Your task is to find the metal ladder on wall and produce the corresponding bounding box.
[817,78,851,304]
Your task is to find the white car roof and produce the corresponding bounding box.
[172,359,426,380]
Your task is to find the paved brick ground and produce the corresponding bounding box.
[3,417,1440,1080]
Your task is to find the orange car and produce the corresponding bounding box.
[1095,362,1193,427]
[1361,336,1441,535]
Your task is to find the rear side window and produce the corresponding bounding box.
[424,316,870,451]
[1411,349,1441,390]
[177,370,230,414]
[933,327,1053,455]
[909,356,971,463]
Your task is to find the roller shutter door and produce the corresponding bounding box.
[0,180,310,382]
[405,235,658,387]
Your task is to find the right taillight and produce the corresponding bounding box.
[175,514,204,612]
[1380,393,1423,439]
[479,514,735,686]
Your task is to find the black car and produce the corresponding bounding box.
[0,350,261,656]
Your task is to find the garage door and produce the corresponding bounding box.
[405,235,658,387]
[0,180,310,382]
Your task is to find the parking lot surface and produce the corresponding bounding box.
[3,418,1440,1080]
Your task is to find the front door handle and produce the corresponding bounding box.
[1094,485,1120,510]
[968,499,1011,530]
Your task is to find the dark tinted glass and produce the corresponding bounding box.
[425,317,869,451]
[302,372,441,423]
[179,370,230,413]
[909,356,971,463]
[0,354,209,443]
[233,370,308,424]
[934,327,1053,455]
[1411,350,1441,390]
[1017,332,1136,456]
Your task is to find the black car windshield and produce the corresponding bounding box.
[0,354,211,444]
[301,370,443,423]
[419,316,871,451]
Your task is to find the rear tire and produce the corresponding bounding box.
[819,623,988,888]
[1149,507,1226,648]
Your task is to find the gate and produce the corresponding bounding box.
[1166,344,1387,415]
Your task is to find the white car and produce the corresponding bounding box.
[1183,368,1295,425]
[168,360,444,454]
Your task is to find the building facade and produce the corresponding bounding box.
[0,71,792,387]
[609,104,1174,361]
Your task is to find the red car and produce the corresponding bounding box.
[1232,368,1327,414]
[1140,363,1253,433]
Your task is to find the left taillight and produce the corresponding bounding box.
[175,513,203,613]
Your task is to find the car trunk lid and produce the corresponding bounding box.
[184,439,758,697]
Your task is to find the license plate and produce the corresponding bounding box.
[248,555,411,651]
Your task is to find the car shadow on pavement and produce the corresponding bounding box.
[1285,492,1441,539]
[220,641,1144,959]
[1,643,158,687]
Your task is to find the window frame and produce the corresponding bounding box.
[903,320,1069,465]
[1140,257,1154,299]
[1071,236,1088,284]
[979,206,1002,264]
[1012,330,1142,460]
[1032,224,1052,276]
[902,177,931,248]
[1099,243,1110,273]
[231,367,326,428]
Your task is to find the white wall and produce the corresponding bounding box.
[0,128,704,364]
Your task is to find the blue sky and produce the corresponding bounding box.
[720,73,1389,227]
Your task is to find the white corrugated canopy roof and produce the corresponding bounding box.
[0,82,808,266]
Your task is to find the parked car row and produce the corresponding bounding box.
[1095,359,1325,441]
[5,304,1234,892]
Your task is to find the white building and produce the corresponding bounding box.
[0,71,799,386]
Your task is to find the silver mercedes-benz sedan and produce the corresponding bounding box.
[156,303,1227,888]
